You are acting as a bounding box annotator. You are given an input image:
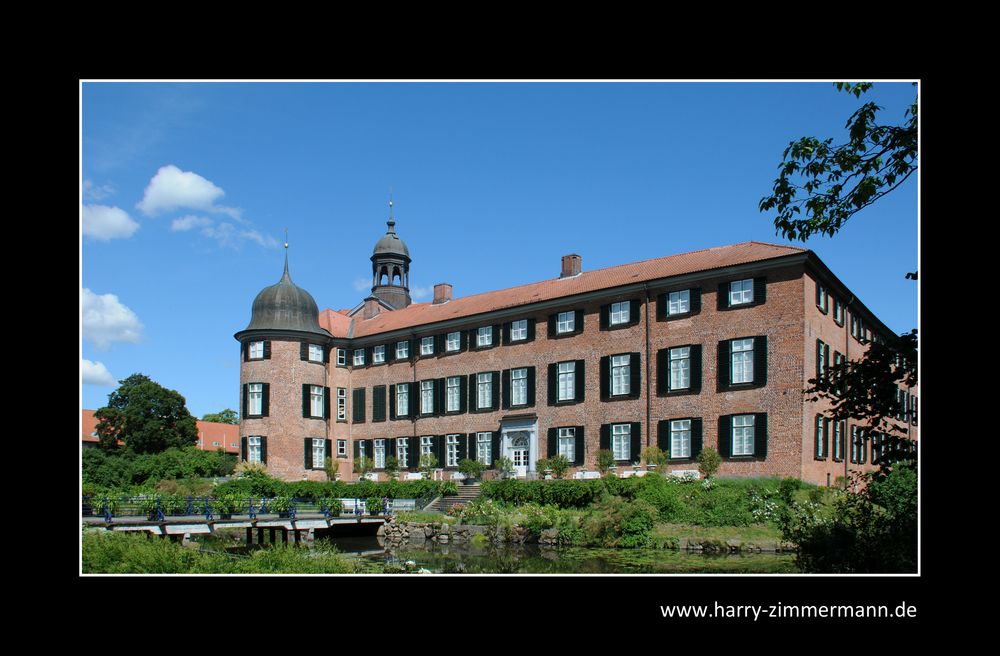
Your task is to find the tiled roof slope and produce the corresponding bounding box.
[324,242,806,340]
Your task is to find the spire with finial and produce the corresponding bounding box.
[281,227,292,282]
[387,188,396,233]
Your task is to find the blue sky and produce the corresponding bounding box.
[81,81,919,418]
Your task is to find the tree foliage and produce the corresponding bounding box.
[201,409,239,424]
[760,82,917,241]
[95,373,198,454]
[806,329,917,435]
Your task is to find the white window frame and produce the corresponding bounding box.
[420,380,434,415]
[248,436,263,464]
[557,361,575,402]
[337,439,347,457]
[668,290,690,316]
[510,319,527,342]
[373,345,385,364]
[337,388,347,421]
[374,439,386,469]
[511,368,528,406]
[477,326,493,347]
[669,347,691,390]
[729,279,754,306]
[446,331,461,352]
[446,376,461,412]
[612,424,631,461]
[312,438,325,469]
[396,341,409,359]
[817,283,828,311]
[477,372,492,410]
[670,420,691,459]
[310,385,324,418]
[420,336,434,355]
[248,383,263,416]
[353,349,365,366]
[557,311,575,334]
[420,436,434,458]
[396,438,408,468]
[337,348,346,366]
[477,432,492,465]
[731,338,755,384]
[446,434,460,468]
[610,301,630,326]
[611,354,630,396]
[557,427,576,462]
[397,383,409,417]
[308,343,324,363]
[732,415,755,456]
[249,341,264,359]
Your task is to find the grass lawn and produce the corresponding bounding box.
[654,522,783,543]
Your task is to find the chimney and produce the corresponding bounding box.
[363,297,381,320]
[433,283,453,305]
[561,254,582,278]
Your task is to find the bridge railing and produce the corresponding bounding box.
[82,495,408,523]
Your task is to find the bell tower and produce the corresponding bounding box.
[370,197,412,309]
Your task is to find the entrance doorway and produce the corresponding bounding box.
[510,433,529,478]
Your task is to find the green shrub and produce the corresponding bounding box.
[697,447,721,478]
[458,459,486,480]
[778,477,801,504]
[597,450,615,473]
[365,497,384,514]
[548,455,571,479]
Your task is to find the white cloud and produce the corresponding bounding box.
[410,285,432,301]
[171,215,213,232]
[82,288,144,350]
[82,359,116,386]
[353,278,372,292]
[240,228,278,248]
[83,204,139,241]
[137,164,241,218]
[83,179,116,202]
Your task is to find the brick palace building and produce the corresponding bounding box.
[234,216,918,486]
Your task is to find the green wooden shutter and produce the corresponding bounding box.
[574,427,585,465]
[718,282,729,310]
[547,363,557,405]
[630,423,641,462]
[718,341,731,389]
[754,413,768,458]
[242,384,248,419]
[656,293,667,320]
[600,356,610,400]
[469,374,478,412]
[548,428,557,458]
[600,304,610,330]
[690,344,703,393]
[261,384,269,417]
[240,436,247,461]
[502,322,511,345]
[754,336,768,386]
[263,341,271,359]
[353,388,366,423]
[408,437,420,471]
[389,385,397,420]
[501,369,511,410]
[304,439,313,469]
[657,420,669,456]
[691,419,703,459]
[657,349,669,394]
[435,435,446,469]
[690,288,702,314]
[718,415,732,458]
[260,436,267,464]
[325,439,333,466]
[574,310,584,334]
[300,342,308,361]
[491,432,501,466]
[548,314,557,338]
[600,424,610,451]
[754,278,767,305]
[242,342,248,362]
[526,367,536,407]
[629,353,641,399]
[324,387,331,420]
[629,300,641,326]
[436,379,446,417]
[526,318,536,342]
[459,376,468,414]
[575,360,586,401]
[491,371,500,410]
[302,385,310,418]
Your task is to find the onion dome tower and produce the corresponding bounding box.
[234,235,332,482]
[370,196,412,309]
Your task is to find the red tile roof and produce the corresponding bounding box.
[328,241,805,339]
[82,410,241,454]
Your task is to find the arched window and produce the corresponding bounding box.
[379,266,389,286]
[392,266,401,286]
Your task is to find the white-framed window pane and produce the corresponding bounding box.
[557,311,575,333]
[670,420,691,458]
[249,341,264,359]
[510,319,527,341]
[477,326,492,346]
[396,341,409,359]
[421,337,434,355]
[446,434,460,467]
[668,290,690,315]
[731,339,755,384]
[421,380,434,414]
[732,415,755,456]
[374,439,386,469]
[511,368,527,406]
[309,344,324,362]
[420,436,434,457]
[397,384,409,416]
[337,388,347,421]
[249,383,262,415]
[670,347,690,389]
[312,438,325,468]
[310,385,324,417]
[373,345,385,363]
[447,377,461,412]
[337,439,347,457]
[610,301,629,325]
[337,348,346,366]
[557,427,576,462]
[557,361,575,401]
[612,424,631,461]
[477,432,492,465]
[446,332,460,351]
[612,354,630,395]
[396,438,408,468]
[353,349,365,365]
[477,373,492,409]
[730,279,754,305]
[248,436,262,463]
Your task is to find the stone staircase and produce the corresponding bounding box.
[427,483,481,514]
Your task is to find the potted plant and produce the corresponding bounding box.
[215,494,242,519]
[458,458,487,484]
[536,458,553,479]
[597,449,615,475]
[642,446,668,471]
[548,454,570,479]
[385,455,400,481]
[697,447,721,481]
[366,497,384,516]
[419,453,439,480]
[268,495,293,517]
[353,455,373,481]
[495,457,515,480]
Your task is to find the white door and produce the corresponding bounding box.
[510,433,529,478]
